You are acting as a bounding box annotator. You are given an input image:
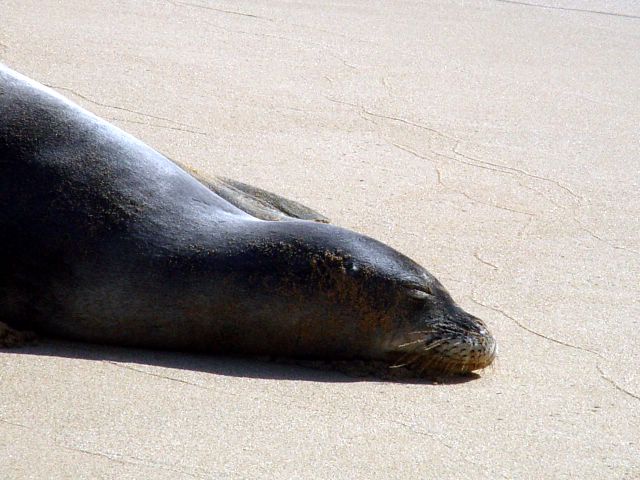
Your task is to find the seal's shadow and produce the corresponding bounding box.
[8,340,480,385]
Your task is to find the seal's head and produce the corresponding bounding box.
[309,224,496,375]
[339,248,497,376]
[381,274,497,375]
[240,222,497,376]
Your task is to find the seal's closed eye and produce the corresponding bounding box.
[406,286,434,300]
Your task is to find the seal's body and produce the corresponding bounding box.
[0,64,495,374]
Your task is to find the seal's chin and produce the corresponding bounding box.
[389,320,497,375]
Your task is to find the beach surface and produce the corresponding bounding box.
[1,1,639,478]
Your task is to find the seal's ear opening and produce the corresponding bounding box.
[189,174,330,223]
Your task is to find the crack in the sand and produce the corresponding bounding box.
[389,419,454,446]
[494,0,640,20]
[388,419,509,479]
[391,142,443,186]
[169,0,378,47]
[105,116,208,136]
[324,95,456,141]
[453,183,536,217]
[444,147,519,177]
[325,95,636,256]
[45,84,201,131]
[1,415,213,478]
[0,418,29,429]
[326,95,581,212]
[577,222,640,256]
[327,51,358,70]
[444,152,637,255]
[596,365,640,402]
[60,445,132,466]
[168,0,268,20]
[470,297,602,357]
[194,20,356,74]
[211,26,291,44]
[432,169,535,216]
[391,143,536,218]
[64,445,213,478]
[105,361,213,390]
[272,103,322,115]
[357,110,379,127]
[474,252,499,270]
[453,143,583,203]
[119,453,216,479]
[365,109,454,140]
[168,0,378,47]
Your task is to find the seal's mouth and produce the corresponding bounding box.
[389,317,497,375]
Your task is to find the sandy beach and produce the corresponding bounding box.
[1,1,639,478]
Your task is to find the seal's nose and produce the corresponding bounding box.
[438,311,497,372]
[464,313,497,370]
[475,331,497,370]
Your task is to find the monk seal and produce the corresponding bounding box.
[0,64,496,375]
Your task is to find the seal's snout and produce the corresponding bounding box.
[392,309,497,375]
[460,314,497,370]
[436,312,497,373]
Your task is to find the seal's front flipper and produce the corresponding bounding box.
[0,322,37,348]
[196,174,330,223]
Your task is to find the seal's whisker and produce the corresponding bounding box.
[396,339,427,349]
[422,339,448,352]
[406,329,435,336]
[389,363,409,369]
[389,351,422,369]
[389,351,412,368]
